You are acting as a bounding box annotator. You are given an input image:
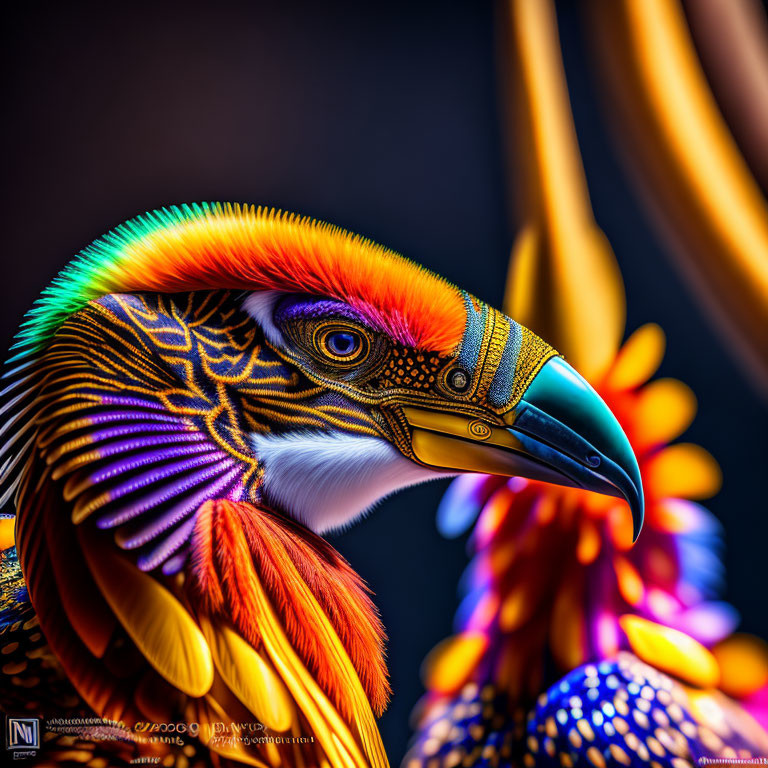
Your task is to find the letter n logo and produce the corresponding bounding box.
[6,717,39,750]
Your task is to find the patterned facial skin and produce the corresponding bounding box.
[270,293,557,460]
[274,295,454,395]
[74,289,466,475]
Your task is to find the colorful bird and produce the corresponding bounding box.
[0,203,643,767]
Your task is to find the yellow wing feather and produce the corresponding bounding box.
[79,527,214,698]
[199,615,296,733]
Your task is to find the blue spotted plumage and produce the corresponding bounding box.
[524,654,768,767]
[405,654,768,767]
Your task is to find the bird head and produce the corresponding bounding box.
[244,286,644,540]
[3,203,643,548]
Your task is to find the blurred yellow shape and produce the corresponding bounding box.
[620,615,720,689]
[712,634,768,699]
[576,519,601,565]
[0,518,14,551]
[624,0,768,286]
[550,571,586,670]
[502,0,625,381]
[591,0,768,393]
[613,556,644,606]
[635,378,697,446]
[422,632,489,695]
[474,485,513,547]
[604,324,665,391]
[685,0,768,190]
[646,443,722,499]
[607,503,635,551]
[499,579,545,632]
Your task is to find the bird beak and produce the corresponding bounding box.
[401,356,644,540]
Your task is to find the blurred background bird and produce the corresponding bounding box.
[406,1,768,766]
[0,203,644,766]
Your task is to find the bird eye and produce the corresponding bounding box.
[308,323,371,368]
[326,331,360,357]
[314,326,369,366]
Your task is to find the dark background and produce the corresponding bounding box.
[2,2,766,762]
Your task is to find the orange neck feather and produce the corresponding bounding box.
[188,499,391,718]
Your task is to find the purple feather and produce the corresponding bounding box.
[96,458,236,528]
[115,466,240,548]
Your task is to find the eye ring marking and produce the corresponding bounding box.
[445,366,471,393]
[312,323,371,366]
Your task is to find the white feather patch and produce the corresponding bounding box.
[251,431,454,533]
[243,291,285,347]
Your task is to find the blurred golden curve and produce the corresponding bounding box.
[684,0,768,191]
[587,0,768,397]
[500,0,626,381]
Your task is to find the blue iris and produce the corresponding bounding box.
[326,331,360,357]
